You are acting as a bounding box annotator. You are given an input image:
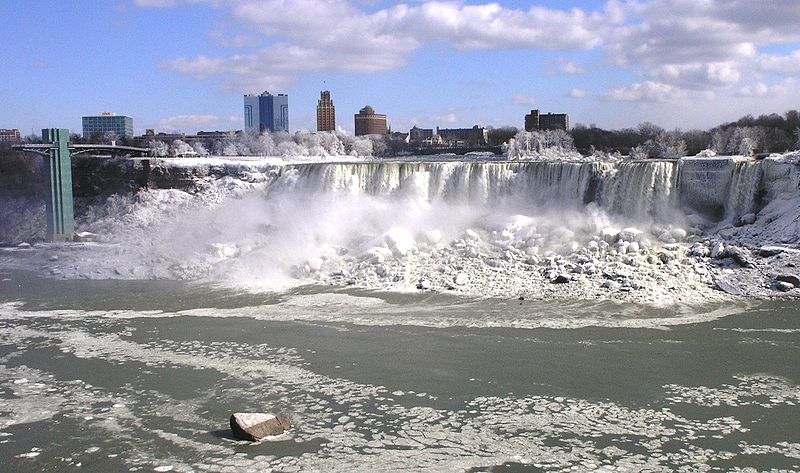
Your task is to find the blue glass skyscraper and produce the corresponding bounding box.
[244,92,289,133]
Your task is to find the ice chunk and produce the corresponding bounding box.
[600,227,620,244]
[385,229,416,257]
[619,227,644,242]
[670,228,687,241]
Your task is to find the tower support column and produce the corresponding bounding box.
[42,128,74,241]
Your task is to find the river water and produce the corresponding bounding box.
[0,270,798,472]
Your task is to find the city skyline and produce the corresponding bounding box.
[2,1,800,136]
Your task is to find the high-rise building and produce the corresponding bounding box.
[0,129,21,143]
[316,90,336,132]
[354,106,388,136]
[525,109,570,131]
[82,113,134,139]
[244,91,289,133]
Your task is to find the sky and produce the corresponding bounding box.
[1,0,799,136]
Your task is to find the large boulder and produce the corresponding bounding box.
[776,274,800,288]
[776,281,795,292]
[758,246,785,257]
[726,246,753,268]
[551,274,570,284]
[230,413,292,441]
[715,279,742,296]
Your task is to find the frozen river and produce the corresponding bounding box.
[1,270,798,472]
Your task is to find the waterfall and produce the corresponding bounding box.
[226,157,787,225]
[600,160,678,221]
[724,159,763,220]
[270,161,606,209]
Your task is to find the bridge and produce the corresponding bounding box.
[11,130,152,241]
[12,143,151,157]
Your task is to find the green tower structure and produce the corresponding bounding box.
[42,128,74,241]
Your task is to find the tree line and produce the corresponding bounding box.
[571,110,800,158]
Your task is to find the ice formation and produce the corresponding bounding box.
[1,153,798,304]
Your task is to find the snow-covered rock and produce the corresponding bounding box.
[230,413,292,441]
[600,227,620,244]
[619,227,645,243]
[776,274,800,287]
[670,228,687,241]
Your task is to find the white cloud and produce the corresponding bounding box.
[567,88,586,99]
[513,94,537,106]
[436,113,458,124]
[140,0,607,90]
[758,50,800,76]
[736,82,770,98]
[555,57,585,75]
[137,0,800,106]
[604,81,687,103]
[601,0,800,100]
[647,62,741,90]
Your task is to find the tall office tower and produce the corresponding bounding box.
[316,90,336,132]
[244,91,289,133]
[354,105,388,136]
[82,113,134,139]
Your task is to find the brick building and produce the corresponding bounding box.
[524,109,570,131]
[354,106,388,136]
[316,90,336,132]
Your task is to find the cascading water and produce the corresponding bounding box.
[269,158,777,225]
[272,161,614,209]
[724,159,763,221]
[600,160,679,221]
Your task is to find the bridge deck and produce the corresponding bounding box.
[12,143,150,154]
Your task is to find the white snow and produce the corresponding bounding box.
[1,153,798,304]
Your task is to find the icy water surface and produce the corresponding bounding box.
[0,270,798,472]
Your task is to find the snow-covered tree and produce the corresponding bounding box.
[628,145,648,160]
[319,131,345,155]
[99,131,118,144]
[170,140,194,157]
[147,140,168,157]
[726,127,764,156]
[711,129,728,154]
[348,137,374,157]
[643,130,686,159]
[192,141,208,156]
[504,130,579,160]
[193,130,382,158]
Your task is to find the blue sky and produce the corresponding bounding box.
[2,0,799,136]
